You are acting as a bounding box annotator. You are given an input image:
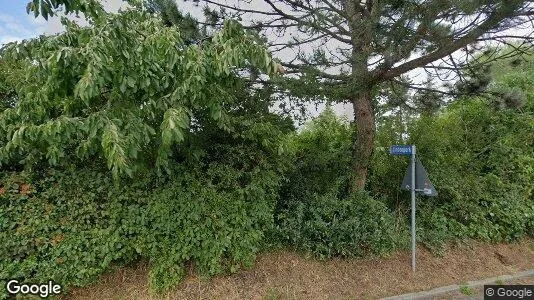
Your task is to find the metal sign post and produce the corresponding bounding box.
[390,144,436,273]
[410,145,416,272]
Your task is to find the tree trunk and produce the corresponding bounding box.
[351,90,375,191]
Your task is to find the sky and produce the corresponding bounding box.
[0,0,127,43]
[0,0,48,44]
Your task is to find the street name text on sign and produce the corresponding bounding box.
[390,145,413,156]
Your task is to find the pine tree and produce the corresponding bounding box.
[197,0,534,190]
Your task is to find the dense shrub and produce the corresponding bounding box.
[0,6,294,295]
[1,22,533,298]
[0,169,142,295]
[144,165,281,292]
[275,191,398,258]
[0,8,292,295]
[0,160,282,297]
[279,108,352,206]
[410,98,534,250]
[277,83,533,256]
[365,54,534,251]
[273,109,399,258]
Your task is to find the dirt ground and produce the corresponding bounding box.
[67,239,534,300]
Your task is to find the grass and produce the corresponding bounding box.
[263,288,282,300]
[459,284,475,296]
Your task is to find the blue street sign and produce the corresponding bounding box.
[390,145,413,155]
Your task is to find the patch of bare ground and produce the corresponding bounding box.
[67,238,533,300]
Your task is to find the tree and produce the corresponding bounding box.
[0,59,21,112]
[145,0,204,42]
[0,4,281,178]
[21,0,534,190]
[191,0,534,191]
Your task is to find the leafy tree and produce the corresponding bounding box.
[25,0,104,20]
[191,0,534,191]
[0,57,26,112]
[280,107,352,206]
[0,5,281,178]
[145,0,204,42]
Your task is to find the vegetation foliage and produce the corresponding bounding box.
[0,6,280,178]
[369,54,534,251]
[0,1,533,298]
[197,0,534,191]
[272,109,398,258]
[1,162,283,294]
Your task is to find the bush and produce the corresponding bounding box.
[274,110,399,258]
[0,162,281,297]
[409,98,534,250]
[143,166,280,292]
[279,107,352,207]
[278,94,533,256]
[274,191,398,258]
[0,169,142,296]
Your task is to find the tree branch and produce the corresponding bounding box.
[378,1,526,81]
